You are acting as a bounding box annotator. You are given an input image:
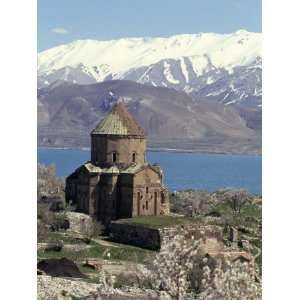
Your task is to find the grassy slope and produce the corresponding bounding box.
[116,215,200,228]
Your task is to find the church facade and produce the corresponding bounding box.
[65,103,169,224]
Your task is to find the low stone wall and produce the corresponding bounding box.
[159,224,224,253]
[109,222,161,250]
[109,222,224,252]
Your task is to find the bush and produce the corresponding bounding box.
[45,243,63,252]
[37,163,64,199]
[37,220,49,242]
[80,220,105,244]
[50,212,69,232]
[137,230,261,299]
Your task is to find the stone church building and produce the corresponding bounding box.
[65,102,169,224]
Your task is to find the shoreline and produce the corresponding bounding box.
[37,146,261,156]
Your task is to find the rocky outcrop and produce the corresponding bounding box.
[38,275,164,300]
[65,212,93,233]
[37,258,86,278]
[38,275,100,300]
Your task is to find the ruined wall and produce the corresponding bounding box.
[91,135,146,167]
[109,222,161,250]
[110,222,224,251]
[159,224,224,254]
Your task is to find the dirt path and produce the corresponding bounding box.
[93,237,121,248]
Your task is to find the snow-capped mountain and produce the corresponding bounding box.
[38,30,261,107]
[192,57,262,107]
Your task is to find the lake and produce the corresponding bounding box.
[38,148,262,195]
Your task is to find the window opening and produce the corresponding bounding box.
[112,152,117,163]
[161,192,165,203]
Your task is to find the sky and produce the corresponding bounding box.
[38,0,261,52]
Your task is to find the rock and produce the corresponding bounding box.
[49,200,65,212]
[229,227,238,243]
[238,239,251,250]
[83,260,102,271]
[45,243,63,252]
[50,218,70,232]
[158,291,172,300]
[37,258,87,278]
[205,210,221,218]
[60,219,70,230]
[37,269,46,275]
[65,212,93,233]
[39,196,65,212]
[37,275,99,300]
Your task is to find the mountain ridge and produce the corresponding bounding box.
[38,30,261,108]
[38,80,261,154]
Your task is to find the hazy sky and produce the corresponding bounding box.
[38,0,261,52]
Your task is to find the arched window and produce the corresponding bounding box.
[112,152,117,163]
[132,152,136,163]
[146,187,149,193]
[146,200,148,210]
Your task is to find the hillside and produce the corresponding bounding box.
[38,80,261,154]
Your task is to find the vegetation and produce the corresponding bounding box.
[38,232,155,264]
[93,228,261,300]
[117,215,201,228]
[80,219,105,244]
[170,188,262,274]
[37,163,262,298]
[37,163,64,199]
[219,189,254,215]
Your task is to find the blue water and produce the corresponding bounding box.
[38,148,262,195]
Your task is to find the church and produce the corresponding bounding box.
[65,102,169,224]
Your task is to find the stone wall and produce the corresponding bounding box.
[159,224,224,253]
[91,135,146,167]
[109,222,224,252]
[109,222,161,250]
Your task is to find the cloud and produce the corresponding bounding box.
[51,27,69,34]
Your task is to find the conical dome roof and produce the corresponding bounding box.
[91,102,145,136]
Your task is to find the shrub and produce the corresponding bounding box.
[80,220,105,244]
[219,189,254,215]
[137,230,261,300]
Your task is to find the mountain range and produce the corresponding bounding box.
[37,31,261,153]
[38,30,261,108]
[38,80,261,154]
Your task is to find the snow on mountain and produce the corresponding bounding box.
[38,30,261,107]
[192,57,262,107]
